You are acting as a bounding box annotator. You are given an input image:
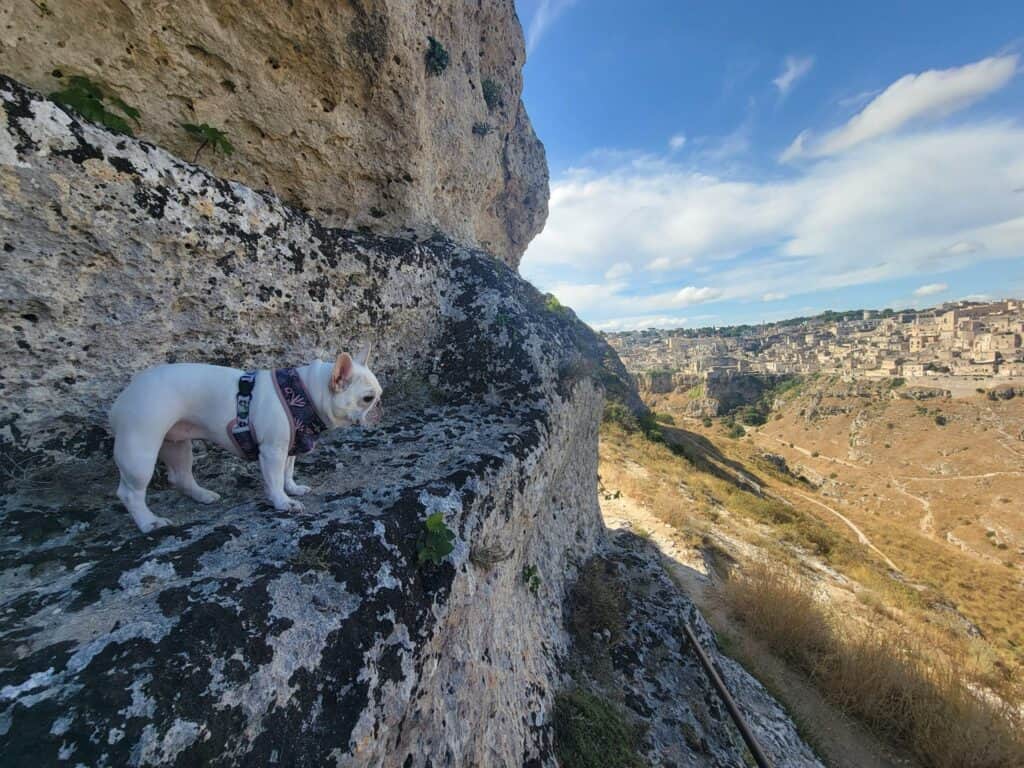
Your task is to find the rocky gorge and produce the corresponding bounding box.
[1,6,817,765]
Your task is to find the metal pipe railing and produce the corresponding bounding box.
[681,620,773,768]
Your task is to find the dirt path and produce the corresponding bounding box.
[984,405,1024,458]
[898,470,1024,481]
[788,490,902,573]
[600,493,903,768]
[769,436,862,469]
[888,477,934,537]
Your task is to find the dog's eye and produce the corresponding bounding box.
[362,395,374,404]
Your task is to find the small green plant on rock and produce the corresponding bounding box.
[417,512,455,566]
[50,75,140,135]
[472,121,493,137]
[181,122,234,163]
[544,293,567,314]
[553,689,644,768]
[482,78,502,110]
[522,564,541,595]
[425,36,449,75]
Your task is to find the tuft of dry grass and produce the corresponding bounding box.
[721,561,1023,768]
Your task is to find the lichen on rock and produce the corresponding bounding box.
[0,0,548,267]
[1,75,819,768]
[0,76,592,767]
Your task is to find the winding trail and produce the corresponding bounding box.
[889,476,934,537]
[770,436,862,469]
[898,470,1023,481]
[789,490,902,573]
[599,489,904,768]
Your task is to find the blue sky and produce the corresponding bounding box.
[514,1,1024,330]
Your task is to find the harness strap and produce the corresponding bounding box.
[227,371,261,460]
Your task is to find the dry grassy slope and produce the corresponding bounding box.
[597,410,1024,767]
[601,376,1024,723]
[744,379,1024,654]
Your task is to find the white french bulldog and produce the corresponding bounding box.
[109,346,382,532]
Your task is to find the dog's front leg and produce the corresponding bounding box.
[259,446,304,512]
[284,456,311,497]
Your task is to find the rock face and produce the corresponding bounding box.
[896,386,951,401]
[635,370,674,394]
[0,0,547,268]
[0,77,595,766]
[1,78,817,767]
[573,532,823,767]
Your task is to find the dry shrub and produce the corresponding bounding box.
[721,560,1023,768]
[720,560,833,668]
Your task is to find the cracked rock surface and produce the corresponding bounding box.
[574,531,823,767]
[0,77,597,767]
[0,0,547,267]
[1,77,817,767]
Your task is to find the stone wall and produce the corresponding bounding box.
[0,0,547,267]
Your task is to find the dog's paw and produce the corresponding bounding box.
[192,488,221,504]
[273,498,305,513]
[286,484,311,496]
[140,516,174,533]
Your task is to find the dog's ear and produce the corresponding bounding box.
[330,353,353,392]
[354,341,373,367]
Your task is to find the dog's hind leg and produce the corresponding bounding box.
[114,431,171,533]
[160,439,220,504]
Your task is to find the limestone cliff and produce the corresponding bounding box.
[0,76,596,766]
[0,78,817,767]
[0,0,547,267]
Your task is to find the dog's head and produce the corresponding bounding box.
[326,344,383,428]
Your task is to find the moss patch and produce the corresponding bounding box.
[553,689,645,768]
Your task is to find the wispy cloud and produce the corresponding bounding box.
[913,282,949,297]
[675,286,723,305]
[526,0,580,54]
[783,55,1019,160]
[773,55,815,96]
[668,133,687,151]
[522,122,1024,325]
[592,315,691,332]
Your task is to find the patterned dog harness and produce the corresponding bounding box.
[227,368,328,461]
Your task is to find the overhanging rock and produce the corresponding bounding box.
[0,76,603,767]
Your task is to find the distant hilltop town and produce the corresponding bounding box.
[606,299,1024,383]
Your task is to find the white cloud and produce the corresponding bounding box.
[913,282,949,297]
[669,133,687,151]
[522,122,1024,327]
[946,240,983,256]
[604,262,633,280]
[785,55,1018,159]
[592,315,690,332]
[762,292,788,302]
[674,286,723,305]
[526,0,579,54]
[773,55,815,96]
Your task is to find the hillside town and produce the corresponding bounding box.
[606,299,1024,381]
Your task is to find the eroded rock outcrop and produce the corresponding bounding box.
[0,77,591,767]
[0,0,547,267]
[1,78,817,767]
[569,532,823,767]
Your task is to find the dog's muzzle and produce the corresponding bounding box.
[361,401,383,428]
